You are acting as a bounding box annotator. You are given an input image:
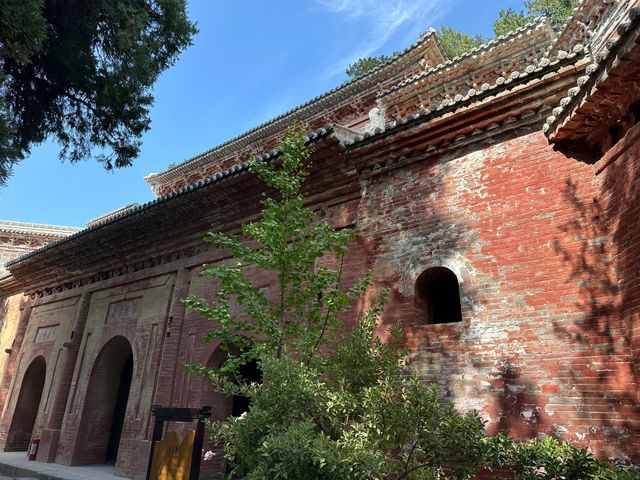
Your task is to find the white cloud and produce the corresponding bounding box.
[315,0,452,78]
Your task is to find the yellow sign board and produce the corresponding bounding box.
[148,430,195,480]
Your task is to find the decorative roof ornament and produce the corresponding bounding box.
[551,0,632,54]
[363,107,386,135]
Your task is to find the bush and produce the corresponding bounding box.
[187,128,638,480]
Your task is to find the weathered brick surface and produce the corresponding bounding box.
[357,129,640,462]
[0,3,638,477]
[0,126,637,477]
[0,296,78,452]
[596,122,640,390]
[0,294,22,408]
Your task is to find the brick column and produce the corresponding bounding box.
[632,310,640,391]
[37,292,92,462]
[0,299,33,450]
[152,268,191,408]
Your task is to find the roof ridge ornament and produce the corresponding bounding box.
[363,107,386,135]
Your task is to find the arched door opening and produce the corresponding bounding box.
[201,346,263,420]
[74,336,133,465]
[5,356,46,451]
[231,358,261,417]
[105,352,133,464]
[197,347,262,477]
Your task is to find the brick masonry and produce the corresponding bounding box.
[358,129,640,461]
[0,2,639,478]
[1,123,638,478]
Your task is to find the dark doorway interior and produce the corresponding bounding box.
[106,352,133,464]
[415,267,463,324]
[231,359,262,417]
[6,356,46,451]
[73,335,133,466]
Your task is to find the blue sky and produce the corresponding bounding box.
[0,0,526,227]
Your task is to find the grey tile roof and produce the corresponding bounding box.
[5,127,334,269]
[378,16,552,99]
[543,6,640,136]
[344,47,585,148]
[145,30,443,188]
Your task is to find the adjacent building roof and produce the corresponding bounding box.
[0,220,80,237]
[0,221,81,282]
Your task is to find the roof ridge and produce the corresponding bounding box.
[7,127,335,269]
[346,46,584,148]
[379,16,551,99]
[145,30,440,187]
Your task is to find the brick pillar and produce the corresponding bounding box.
[0,299,33,450]
[152,268,191,408]
[37,292,91,462]
[632,310,640,391]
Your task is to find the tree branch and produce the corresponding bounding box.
[306,252,345,363]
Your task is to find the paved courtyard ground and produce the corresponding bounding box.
[0,452,121,480]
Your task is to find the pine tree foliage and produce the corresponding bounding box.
[493,0,581,36]
[494,8,530,37]
[526,0,581,30]
[346,54,396,79]
[0,0,197,185]
[437,26,484,59]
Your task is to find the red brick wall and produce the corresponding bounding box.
[357,129,640,462]
[596,121,640,393]
[1,128,639,478]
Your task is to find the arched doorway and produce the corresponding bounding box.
[74,336,133,465]
[196,347,262,477]
[5,356,46,451]
[199,347,262,419]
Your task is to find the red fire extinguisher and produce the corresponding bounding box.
[27,436,39,461]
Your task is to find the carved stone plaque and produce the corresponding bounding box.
[35,324,59,343]
[106,298,142,324]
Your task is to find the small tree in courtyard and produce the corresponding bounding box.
[185,128,493,479]
[186,128,640,480]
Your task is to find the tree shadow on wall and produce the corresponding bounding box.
[551,177,640,461]
[485,360,544,440]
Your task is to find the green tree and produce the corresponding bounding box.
[494,8,530,37]
[0,0,197,185]
[437,26,484,59]
[185,128,496,479]
[346,53,397,79]
[492,0,581,36]
[526,0,580,30]
[187,129,640,479]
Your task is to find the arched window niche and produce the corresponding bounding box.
[415,266,463,324]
